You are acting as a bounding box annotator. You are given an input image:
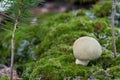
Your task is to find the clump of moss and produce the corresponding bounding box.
[116,37,120,52]
[22,50,120,80]
[92,1,112,17]
[27,55,90,80]
[0,76,9,80]
[1,3,120,79]
[20,10,120,79]
[109,64,120,78]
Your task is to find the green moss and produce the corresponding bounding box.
[92,1,112,17]
[116,37,120,52]
[26,50,120,79]
[109,65,120,78]
[28,55,89,80]
[0,76,9,80]
[1,3,120,79]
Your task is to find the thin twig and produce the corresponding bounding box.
[0,23,12,31]
[0,12,14,21]
[9,0,22,79]
[10,4,21,79]
[102,47,114,54]
[0,27,12,32]
[111,0,117,57]
[0,64,8,68]
[10,18,18,80]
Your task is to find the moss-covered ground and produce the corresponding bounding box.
[0,1,120,80]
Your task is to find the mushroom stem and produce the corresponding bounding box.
[75,59,89,66]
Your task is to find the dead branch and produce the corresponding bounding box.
[0,12,14,20]
[102,47,120,57]
[10,17,18,80]
[102,47,114,54]
[10,1,22,80]
[0,64,7,68]
[111,0,117,57]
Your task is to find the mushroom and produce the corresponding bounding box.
[73,36,102,66]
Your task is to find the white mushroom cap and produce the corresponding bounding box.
[73,36,102,66]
